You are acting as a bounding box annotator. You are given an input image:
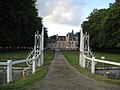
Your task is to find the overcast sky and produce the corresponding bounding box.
[36,0,115,36]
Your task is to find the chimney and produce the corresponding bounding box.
[72,30,74,34]
[56,34,58,40]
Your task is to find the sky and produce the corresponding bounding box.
[36,0,115,36]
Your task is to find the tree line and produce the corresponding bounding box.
[81,0,120,52]
[0,0,48,50]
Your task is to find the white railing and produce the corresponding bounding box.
[0,56,40,83]
[0,28,44,84]
[79,29,120,74]
[26,49,35,59]
[0,62,7,65]
[84,55,120,73]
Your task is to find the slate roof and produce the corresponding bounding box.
[48,39,56,43]
[58,36,66,41]
[67,33,76,41]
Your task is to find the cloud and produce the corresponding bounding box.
[36,0,85,26]
[43,22,81,36]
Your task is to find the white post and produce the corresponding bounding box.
[41,27,44,66]
[7,60,12,83]
[34,33,37,57]
[79,29,85,68]
[91,57,96,73]
[86,33,90,68]
[79,30,82,66]
[38,35,41,67]
[32,57,36,73]
[40,33,42,66]
[82,35,85,68]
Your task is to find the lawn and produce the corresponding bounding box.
[0,50,55,61]
[0,50,29,61]
[0,50,55,67]
[94,52,120,63]
[0,50,55,90]
[93,52,120,67]
[61,50,120,84]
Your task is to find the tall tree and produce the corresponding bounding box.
[0,0,44,50]
[43,27,48,47]
[81,1,120,51]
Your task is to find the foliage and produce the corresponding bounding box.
[116,0,120,3]
[43,27,48,47]
[0,0,48,50]
[81,1,120,51]
[50,35,57,39]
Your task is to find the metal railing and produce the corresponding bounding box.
[84,55,120,73]
[0,56,40,83]
[79,29,120,74]
[0,28,44,84]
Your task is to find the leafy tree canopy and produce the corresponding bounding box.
[0,0,48,50]
[81,1,120,51]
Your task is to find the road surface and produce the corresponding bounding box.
[26,51,120,90]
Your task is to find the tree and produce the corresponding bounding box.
[43,27,48,47]
[81,1,120,51]
[50,35,57,39]
[116,0,120,3]
[0,0,45,50]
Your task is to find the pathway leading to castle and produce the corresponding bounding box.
[26,51,120,90]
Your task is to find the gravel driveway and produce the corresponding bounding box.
[26,51,120,90]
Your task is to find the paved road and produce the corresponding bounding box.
[26,51,120,90]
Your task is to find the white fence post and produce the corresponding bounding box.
[38,34,41,67]
[91,57,96,73]
[82,55,85,68]
[7,60,12,83]
[40,35,42,66]
[32,57,36,73]
[41,27,44,66]
[79,29,85,68]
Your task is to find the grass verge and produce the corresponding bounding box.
[61,50,120,85]
[0,50,55,67]
[44,50,55,65]
[0,50,29,61]
[0,67,47,90]
[0,50,55,90]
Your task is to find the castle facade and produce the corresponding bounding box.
[47,30,79,50]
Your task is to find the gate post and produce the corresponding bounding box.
[32,57,36,73]
[40,35,42,66]
[91,57,96,73]
[38,35,41,67]
[7,60,12,83]
[79,29,85,68]
[41,27,44,66]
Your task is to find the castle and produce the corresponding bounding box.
[47,30,79,50]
